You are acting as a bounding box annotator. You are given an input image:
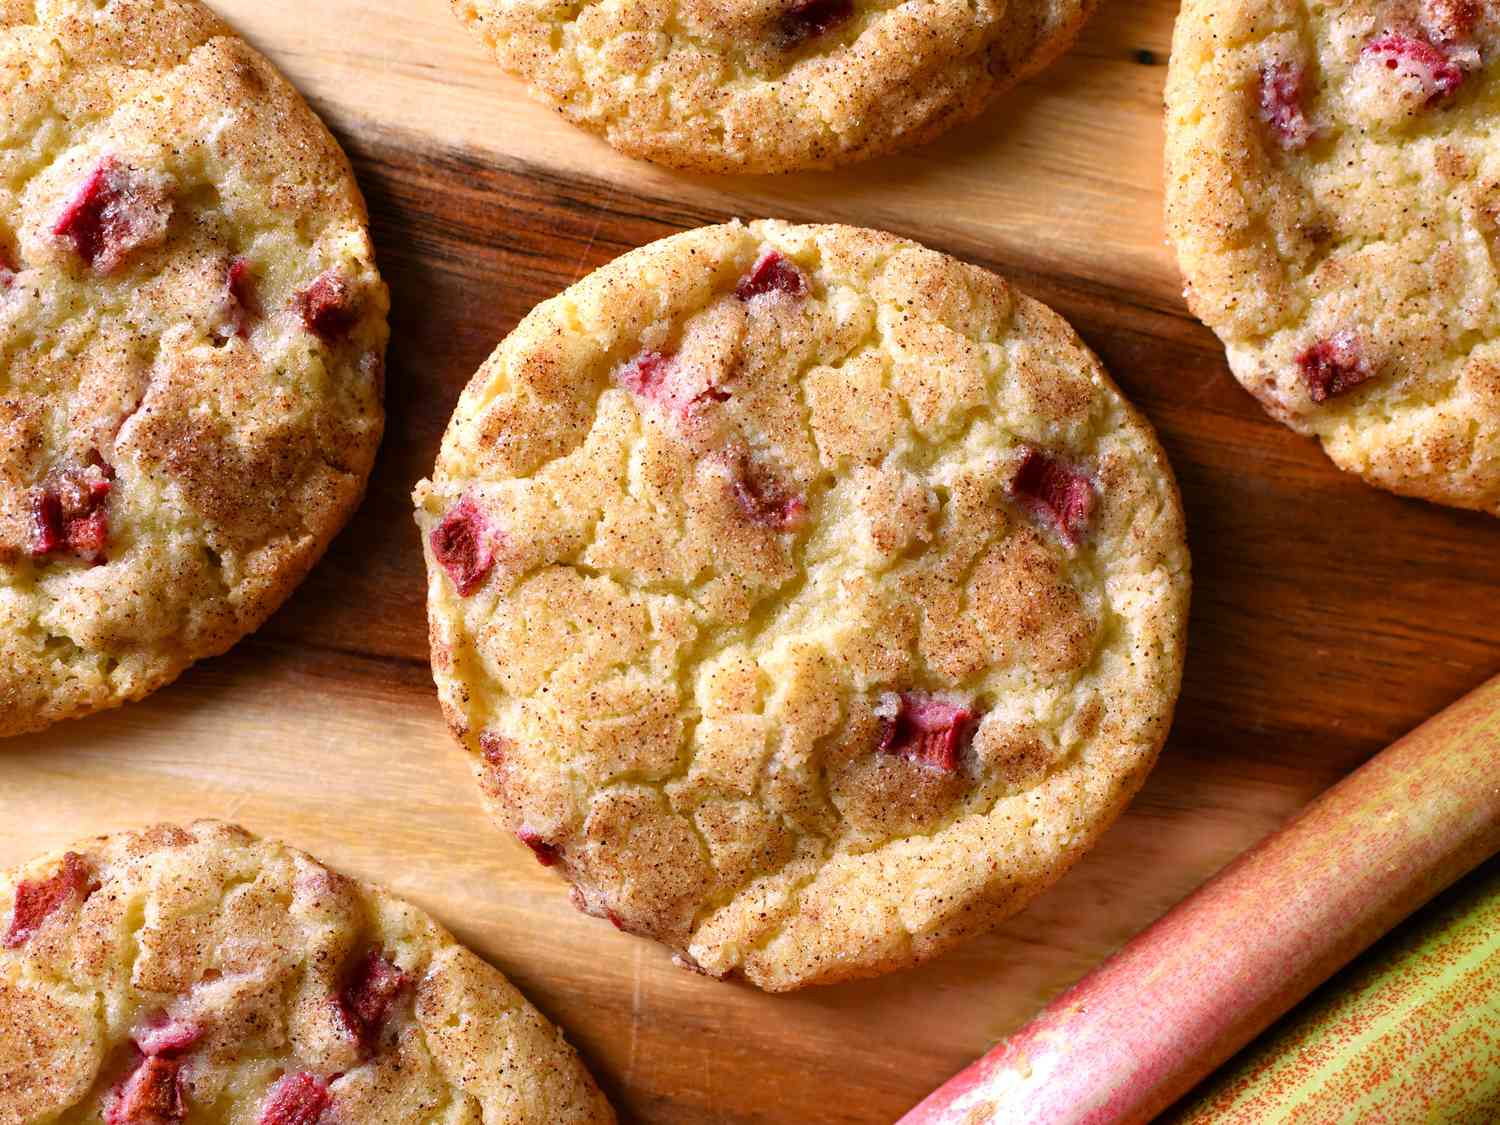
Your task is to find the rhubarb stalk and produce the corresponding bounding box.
[899,674,1500,1125]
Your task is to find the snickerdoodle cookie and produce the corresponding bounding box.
[415,220,1190,990]
[0,0,388,736]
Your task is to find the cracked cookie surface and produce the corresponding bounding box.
[414,220,1191,990]
[0,0,388,737]
[452,0,1098,172]
[1166,0,1500,514]
[0,820,615,1125]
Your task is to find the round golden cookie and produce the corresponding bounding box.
[452,0,1098,173]
[1166,0,1500,514]
[414,220,1191,990]
[0,0,388,737]
[0,821,615,1124]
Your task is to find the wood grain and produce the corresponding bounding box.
[3,3,1499,1123]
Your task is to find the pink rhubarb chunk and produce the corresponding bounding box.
[1009,446,1095,548]
[333,949,408,1052]
[31,453,115,562]
[4,851,92,948]
[258,1072,331,1125]
[616,349,729,418]
[779,0,854,43]
[877,692,976,773]
[1297,331,1374,402]
[52,157,172,276]
[430,497,497,596]
[1259,60,1316,150]
[105,1055,185,1125]
[734,250,808,301]
[1363,32,1466,102]
[218,256,260,340]
[732,461,807,531]
[132,1013,203,1058]
[517,828,561,867]
[295,269,358,341]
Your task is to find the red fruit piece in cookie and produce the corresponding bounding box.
[333,949,408,1052]
[218,256,261,340]
[258,1072,331,1125]
[296,269,359,341]
[734,250,808,301]
[617,349,731,418]
[731,456,807,531]
[105,1055,185,1125]
[779,0,854,44]
[430,496,497,596]
[1259,60,1315,150]
[132,1013,203,1058]
[1297,331,1374,402]
[876,692,976,773]
[0,246,15,288]
[1009,447,1095,547]
[4,851,93,948]
[31,454,115,562]
[52,157,173,276]
[517,828,561,867]
[617,349,675,400]
[1362,32,1466,102]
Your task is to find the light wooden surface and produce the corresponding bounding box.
[4,3,1499,1122]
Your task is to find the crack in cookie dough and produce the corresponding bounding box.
[1166,0,1500,513]
[415,221,1190,990]
[452,0,1099,172]
[0,822,615,1125]
[0,0,390,736]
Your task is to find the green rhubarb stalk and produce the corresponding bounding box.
[1168,859,1500,1123]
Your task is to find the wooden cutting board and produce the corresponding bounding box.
[4,3,1499,1122]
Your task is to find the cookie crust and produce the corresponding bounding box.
[453,0,1098,173]
[0,0,388,736]
[0,821,615,1125]
[415,220,1190,990]
[1166,0,1500,514]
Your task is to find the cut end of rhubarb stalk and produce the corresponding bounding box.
[1008,447,1094,548]
[876,692,976,773]
[430,497,497,597]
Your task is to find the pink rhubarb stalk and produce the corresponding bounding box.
[899,673,1500,1125]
